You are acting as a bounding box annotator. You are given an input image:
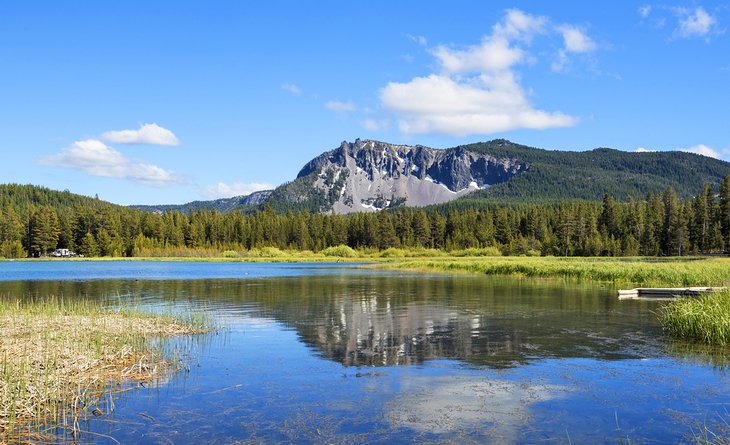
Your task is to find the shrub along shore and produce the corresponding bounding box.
[0,295,210,443]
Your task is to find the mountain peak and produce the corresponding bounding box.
[285,139,528,213]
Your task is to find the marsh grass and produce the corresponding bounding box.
[379,256,730,287]
[0,294,211,443]
[661,289,730,346]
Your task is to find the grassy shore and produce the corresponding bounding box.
[661,289,730,346]
[377,256,730,287]
[0,295,210,443]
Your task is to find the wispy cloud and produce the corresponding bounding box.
[635,144,724,159]
[101,123,179,146]
[675,7,717,38]
[200,182,274,199]
[39,139,181,186]
[406,34,428,46]
[675,7,719,39]
[379,9,584,136]
[552,24,598,72]
[361,118,390,132]
[281,83,302,96]
[639,5,652,19]
[325,100,356,113]
[679,144,721,158]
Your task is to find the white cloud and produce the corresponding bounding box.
[432,36,525,74]
[639,5,652,19]
[200,182,274,199]
[39,139,181,186]
[557,25,597,53]
[635,147,654,153]
[325,100,356,113]
[281,83,302,96]
[101,123,180,146]
[680,144,720,158]
[552,25,597,72]
[493,8,548,41]
[676,7,718,38]
[381,74,575,136]
[379,9,579,137]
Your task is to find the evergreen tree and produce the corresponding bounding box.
[29,206,60,256]
[376,211,398,249]
[79,232,99,257]
[411,210,432,247]
[720,175,730,251]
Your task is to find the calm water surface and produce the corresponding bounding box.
[1,261,728,444]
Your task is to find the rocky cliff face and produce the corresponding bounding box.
[295,139,528,213]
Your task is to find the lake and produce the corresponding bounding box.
[1,261,728,444]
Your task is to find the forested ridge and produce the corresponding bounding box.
[462,140,730,202]
[123,139,730,214]
[2,179,730,258]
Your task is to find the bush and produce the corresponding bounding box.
[222,250,240,258]
[244,246,285,258]
[404,248,446,258]
[379,248,407,258]
[320,245,358,258]
[260,246,284,257]
[449,247,502,257]
[1,240,26,259]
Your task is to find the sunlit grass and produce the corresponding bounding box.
[0,294,212,443]
[378,256,730,287]
[661,289,730,346]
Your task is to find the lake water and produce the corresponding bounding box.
[1,261,728,444]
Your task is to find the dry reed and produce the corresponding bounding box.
[0,295,210,443]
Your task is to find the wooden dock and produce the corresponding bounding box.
[618,287,724,300]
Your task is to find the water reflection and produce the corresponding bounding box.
[0,273,667,368]
[387,375,566,440]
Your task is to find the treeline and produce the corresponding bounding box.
[1,178,730,258]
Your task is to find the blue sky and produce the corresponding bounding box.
[1,1,728,205]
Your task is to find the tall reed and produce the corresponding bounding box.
[661,289,730,346]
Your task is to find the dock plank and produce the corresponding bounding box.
[617,287,723,300]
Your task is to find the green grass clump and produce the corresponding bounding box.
[320,245,358,258]
[661,289,730,346]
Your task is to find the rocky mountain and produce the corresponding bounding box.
[128,138,730,214]
[266,139,528,213]
[131,189,271,214]
[265,138,730,213]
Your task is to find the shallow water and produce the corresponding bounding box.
[1,261,728,444]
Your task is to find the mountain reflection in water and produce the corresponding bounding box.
[2,273,663,368]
